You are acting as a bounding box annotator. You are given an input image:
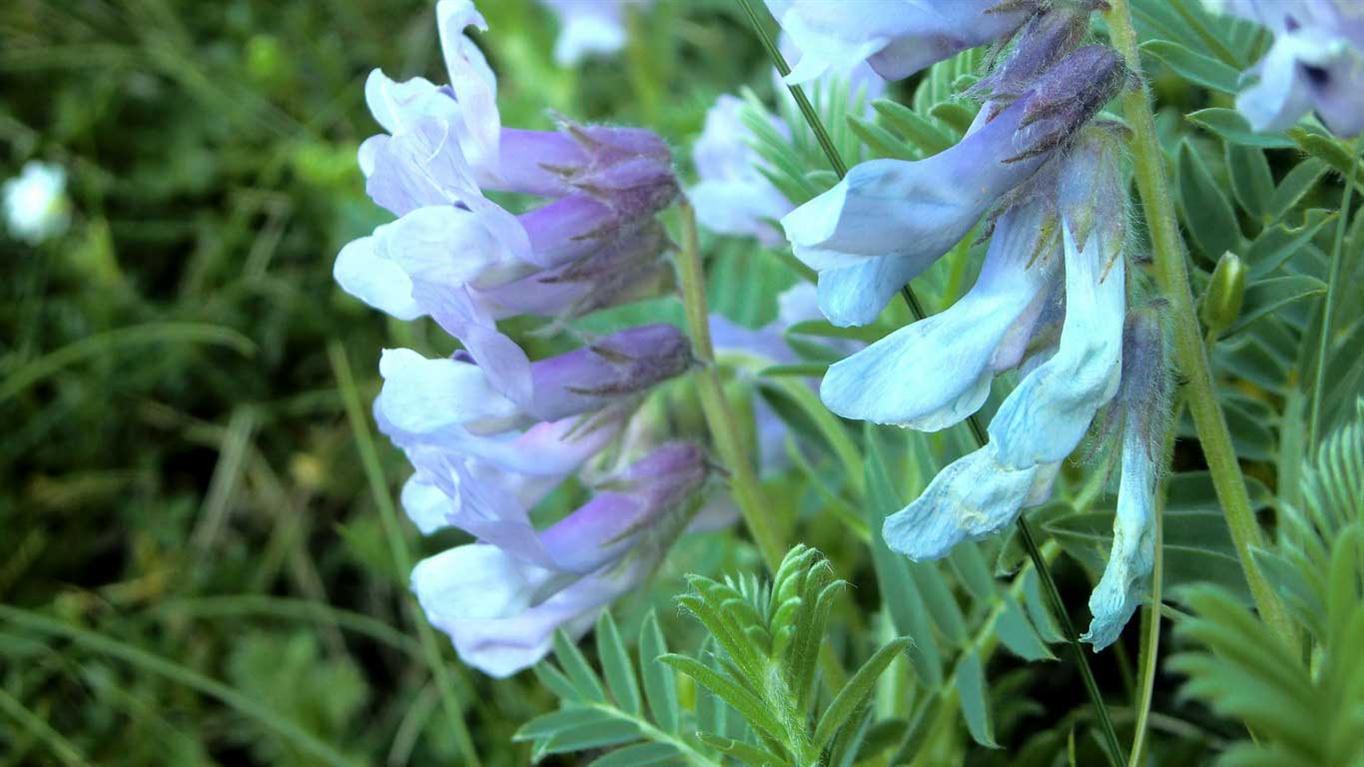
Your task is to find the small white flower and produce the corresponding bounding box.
[3,161,70,245]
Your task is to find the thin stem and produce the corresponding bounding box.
[675,200,850,694]
[329,343,483,767]
[1308,139,1360,448]
[0,685,90,767]
[1018,520,1127,766]
[737,0,847,177]
[1129,394,1183,766]
[1104,0,1294,645]
[736,0,1121,757]
[675,200,786,571]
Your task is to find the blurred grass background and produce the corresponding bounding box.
[0,1,782,764]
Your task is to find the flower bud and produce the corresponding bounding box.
[1200,251,1246,337]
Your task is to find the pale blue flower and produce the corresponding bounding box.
[781,45,1123,326]
[1208,0,1364,136]
[767,0,1034,85]
[820,202,1060,430]
[989,205,1126,469]
[690,95,795,246]
[883,445,1060,560]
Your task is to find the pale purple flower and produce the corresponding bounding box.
[1208,0,1364,136]
[411,443,708,677]
[538,0,653,66]
[767,0,1034,85]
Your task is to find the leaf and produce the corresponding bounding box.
[596,613,642,717]
[539,718,642,757]
[813,638,911,749]
[658,655,786,744]
[515,707,622,742]
[1142,40,1240,94]
[1225,143,1275,222]
[1223,276,1326,338]
[995,596,1056,661]
[639,612,680,734]
[847,115,917,161]
[1246,209,1337,277]
[954,651,999,748]
[927,102,975,135]
[863,427,943,687]
[586,742,683,767]
[1290,130,1364,187]
[870,98,953,156]
[907,563,967,646]
[1177,139,1243,260]
[554,630,608,703]
[1187,108,1296,149]
[949,544,997,604]
[1269,159,1329,222]
[694,733,784,767]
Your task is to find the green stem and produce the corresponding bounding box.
[676,201,850,694]
[1103,0,1294,645]
[329,343,483,767]
[1308,139,1360,449]
[0,685,90,767]
[675,200,787,572]
[1128,393,1183,766]
[1018,520,1127,767]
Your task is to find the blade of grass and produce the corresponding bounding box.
[0,685,90,767]
[0,322,255,404]
[0,605,356,767]
[328,342,483,767]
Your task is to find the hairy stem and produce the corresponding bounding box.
[1103,0,1293,643]
[1308,139,1360,448]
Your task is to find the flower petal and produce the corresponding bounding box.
[821,203,1057,430]
[988,225,1126,468]
[334,236,424,320]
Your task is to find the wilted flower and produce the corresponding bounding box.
[537,0,652,66]
[1083,308,1168,650]
[336,0,718,675]
[3,161,70,245]
[1206,0,1364,136]
[767,0,1035,85]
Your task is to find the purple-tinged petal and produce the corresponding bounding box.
[436,0,501,180]
[526,324,692,421]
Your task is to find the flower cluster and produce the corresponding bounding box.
[336,0,711,677]
[1208,0,1364,137]
[776,1,1163,647]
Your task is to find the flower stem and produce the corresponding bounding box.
[1308,139,1360,449]
[735,1,1122,760]
[1103,0,1293,643]
[329,342,483,767]
[675,199,787,572]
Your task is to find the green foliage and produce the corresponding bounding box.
[519,549,909,767]
[1172,404,1364,765]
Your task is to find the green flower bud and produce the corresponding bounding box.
[1201,251,1246,337]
